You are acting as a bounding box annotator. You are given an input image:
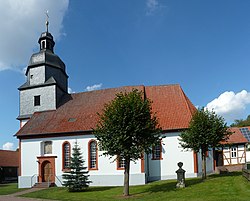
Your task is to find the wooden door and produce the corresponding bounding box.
[42,162,52,182]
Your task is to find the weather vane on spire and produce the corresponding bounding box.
[45,10,49,32]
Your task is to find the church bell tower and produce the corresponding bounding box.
[17,16,68,127]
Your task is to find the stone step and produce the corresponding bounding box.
[33,182,56,188]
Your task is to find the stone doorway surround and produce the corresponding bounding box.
[37,156,57,183]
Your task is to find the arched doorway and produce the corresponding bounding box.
[42,161,52,182]
[37,156,56,183]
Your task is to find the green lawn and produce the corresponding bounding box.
[0,183,26,195]
[22,172,250,201]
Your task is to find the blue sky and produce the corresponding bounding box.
[1,0,250,150]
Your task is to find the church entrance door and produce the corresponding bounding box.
[42,161,52,182]
[37,156,57,183]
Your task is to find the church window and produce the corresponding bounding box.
[62,142,71,170]
[34,95,40,106]
[88,140,98,170]
[117,155,125,170]
[30,75,33,79]
[152,141,162,160]
[44,141,52,154]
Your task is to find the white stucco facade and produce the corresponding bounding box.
[18,131,209,188]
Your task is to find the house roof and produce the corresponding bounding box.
[221,127,249,145]
[0,150,19,167]
[16,84,196,138]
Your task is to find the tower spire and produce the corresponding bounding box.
[45,10,49,32]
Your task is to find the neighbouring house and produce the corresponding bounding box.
[214,127,249,173]
[15,24,215,188]
[0,150,19,183]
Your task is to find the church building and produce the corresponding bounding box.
[16,22,214,188]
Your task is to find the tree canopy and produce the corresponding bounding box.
[180,108,231,179]
[230,115,250,127]
[94,89,162,196]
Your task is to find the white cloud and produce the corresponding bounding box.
[206,90,250,122]
[85,83,103,92]
[146,0,160,15]
[68,87,75,94]
[0,0,69,72]
[2,142,14,150]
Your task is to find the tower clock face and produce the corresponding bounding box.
[32,53,44,63]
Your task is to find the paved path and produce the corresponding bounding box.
[0,188,59,201]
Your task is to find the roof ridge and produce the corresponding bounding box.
[71,85,146,95]
[179,86,196,120]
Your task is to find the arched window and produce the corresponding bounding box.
[42,40,46,49]
[117,155,125,170]
[88,140,98,170]
[152,141,162,160]
[62,142,71,170]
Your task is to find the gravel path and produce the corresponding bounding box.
[0,188,59,201]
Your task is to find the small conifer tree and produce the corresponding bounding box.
[62,142,91,192]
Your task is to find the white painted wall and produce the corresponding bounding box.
[223,145,246,165]
[19,135,145,188]
[246,150,250,162]
[19,131,215,188]
[147,132,199,181]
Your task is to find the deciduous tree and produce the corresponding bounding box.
[180,108,231,180]
[94,89,162,196]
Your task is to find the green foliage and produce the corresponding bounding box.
[62,142,91,192]
[94,89,162,161]
[180,108,231,179]
[180,108,230,152]
[231,115,250,127]
[94,89,162,195]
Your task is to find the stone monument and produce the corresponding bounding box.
[176,162,186,188]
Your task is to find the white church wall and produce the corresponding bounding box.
[147,132,198,182]
[19,134,145,188]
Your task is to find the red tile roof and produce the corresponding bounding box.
[16,84,196,137]
[0,150,19,167]
[221,127,249,144]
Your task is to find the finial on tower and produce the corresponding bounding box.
[45,10,49,32]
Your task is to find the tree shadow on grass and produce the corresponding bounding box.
[87,186,116,192]
[133,178,203,196]
[208,171,242,179]
[0,184,9,187]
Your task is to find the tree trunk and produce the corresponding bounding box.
[123,157,130,196]
[202,149,207,180]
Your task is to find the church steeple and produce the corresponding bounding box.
[38,11,55,52]
[17,13,68,127]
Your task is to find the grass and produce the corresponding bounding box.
[21,172,250,201]
[0,183,26,195]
